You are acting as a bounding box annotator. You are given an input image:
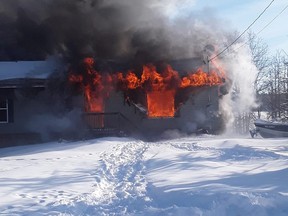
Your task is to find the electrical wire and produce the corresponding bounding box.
[256,3,288,35]
[225,3,288,56]
[209,0,276,61]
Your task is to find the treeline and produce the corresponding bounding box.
[233,31,288,133]
[250,32,288,121]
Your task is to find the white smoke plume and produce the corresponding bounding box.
[0,0,232,62]
[220,43,258,133]
[0,0,259,135]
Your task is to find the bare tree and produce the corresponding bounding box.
[231,31,270,134]
[228,32,271,134]
[235,32,288,133]
[267,51,288,121]
[247,31,270,93]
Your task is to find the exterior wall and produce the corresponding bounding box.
[0,87,78,146]
[0,84,225,146]
[179,86,222,133]
[0,88,46,146]
[103,86,224,136]
[0,88,45,133]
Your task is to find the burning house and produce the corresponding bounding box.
[0,0,239,144]
[68,55,230,137]
[0,54,230,145]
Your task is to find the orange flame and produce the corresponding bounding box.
[69,57,226,119]
[147,90,175,117]
[69,74,83,82]
[119,64,224,118]
[69,57,112,113]
[180,68,222,88]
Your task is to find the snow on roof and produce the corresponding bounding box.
[0,56,64,81]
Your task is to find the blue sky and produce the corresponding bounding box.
[193,0,288,54]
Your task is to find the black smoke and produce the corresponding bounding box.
[0,0,232,63]
[0,0,238,141]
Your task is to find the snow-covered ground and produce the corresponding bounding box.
[1,135,288,215]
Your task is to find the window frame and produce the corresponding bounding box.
[0,99,9,123]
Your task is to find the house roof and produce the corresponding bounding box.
[0,78,46,89]
[0,57,64,81]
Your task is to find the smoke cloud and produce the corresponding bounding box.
[0,0,232,63]
[0,0,259,136]
[220,43,258,133]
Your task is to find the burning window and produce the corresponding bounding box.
[147,90,175,118]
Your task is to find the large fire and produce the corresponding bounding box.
[147,90,175,117]
[69,57,225,119]
[69,57,113,113]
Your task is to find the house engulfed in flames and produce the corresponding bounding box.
[69,56,230,137]
[0,54,231,146]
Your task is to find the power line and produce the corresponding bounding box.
[256,4,288,36]
[282,49,288,58]
[209,0,276,61]
[227,3,288,55]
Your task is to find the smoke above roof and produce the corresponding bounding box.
[0,0,232,62]
[0,0,259,137]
